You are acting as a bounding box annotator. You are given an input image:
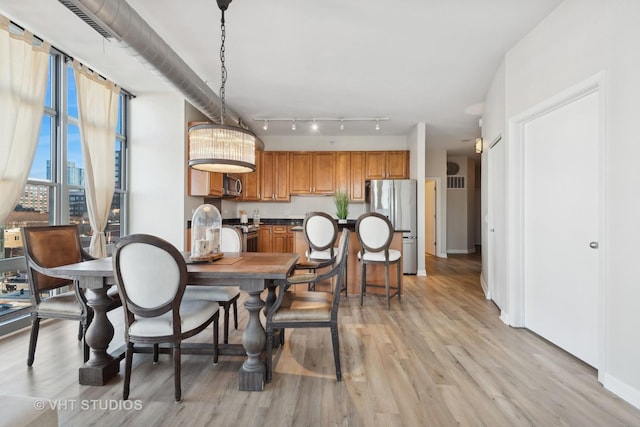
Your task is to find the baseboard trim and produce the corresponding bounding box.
[603,372,640,410]
[480,273,490,299]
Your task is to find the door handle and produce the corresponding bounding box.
[589,241,599,249]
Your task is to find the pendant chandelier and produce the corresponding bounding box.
[188,0,256,174]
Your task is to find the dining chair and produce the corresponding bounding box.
[113,234,220,402]
[21,225,121,366]
[302,211,346,295]
[265,229,350,383]
[356,212,402,310]
[183,225,241,344]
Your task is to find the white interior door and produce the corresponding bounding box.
[523,91,600,367]
[424,180,436,256]
[488,138,507,311]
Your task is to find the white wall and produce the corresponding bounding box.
[482,0,640,407]
[129,94,186,248]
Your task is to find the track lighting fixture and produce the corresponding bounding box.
[254,117,389,132]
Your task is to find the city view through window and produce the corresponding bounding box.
[0,55,127,324]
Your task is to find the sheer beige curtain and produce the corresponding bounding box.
[0,15,50,224]
[73,60,120,257]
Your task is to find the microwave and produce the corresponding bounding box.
[223,174,242,197]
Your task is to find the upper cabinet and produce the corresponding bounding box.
[188,169,224,197]
[365,151,409,180]
[261,151,290,201]
[350,151,366,201]
[289,152,336,195]
[240,150,262,201]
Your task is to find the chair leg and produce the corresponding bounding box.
[385,264,391,311]
[82,320,90,363]
[153,343,159,363]
[213,316,219,364]
[331,326,342,381]
[397,261,402,302]
[222,302,231,344]
[123,342,134,400]
[265,330,274,383]
[279,328,285,345]
[343,262,348,297]
[174,342,181,403]
[232,300,238,329]
[359,262,366,306]
[77,321,83,341]
[27,317,40,367]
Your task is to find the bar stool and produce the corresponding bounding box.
[356,212,401,310]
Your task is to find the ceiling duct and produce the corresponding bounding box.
[57,0,263,149]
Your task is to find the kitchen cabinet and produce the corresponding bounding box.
[258,226,272,252]
[258,225,294,253]
[289,152,336,195]
[261,151,290,201]
[335,152,350,195]
[350,151,366,201]
[188,169,224,197]
[240,150,262,201]
[364,151,409,180]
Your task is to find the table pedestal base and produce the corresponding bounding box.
[79,358,120,386]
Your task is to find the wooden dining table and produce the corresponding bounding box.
[44,251,299,391]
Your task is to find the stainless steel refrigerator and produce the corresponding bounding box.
[365,179,417,274]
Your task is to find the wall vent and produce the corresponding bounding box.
[447,175,466,190]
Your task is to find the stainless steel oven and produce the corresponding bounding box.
[235,225,259,252]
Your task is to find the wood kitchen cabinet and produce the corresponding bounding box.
[365,151,409,180]
[350,151,366,201]
[289,152,336,195]
[188,169,224,197]
[335,151,350,195]
[258,226,272,252]
[240,150,262,201]
[258,224,294,253]
[261,151,290,201]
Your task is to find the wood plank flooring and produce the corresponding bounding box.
[1,253,639,426]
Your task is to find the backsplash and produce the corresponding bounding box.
[220,195,366,220]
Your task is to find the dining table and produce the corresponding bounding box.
[44,251,299,391]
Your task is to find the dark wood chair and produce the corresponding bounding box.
[184,225,241,344]
[265,229,350,383]
[21,225,121,366]
[356,212,402,310]
[113,233,220,402]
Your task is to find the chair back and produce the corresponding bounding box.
[356,212,393,253]
[221,226,243,252]
[329,229,350,310]
[22,225,87,304]
[113,234,187,331]
[303,211,338,255]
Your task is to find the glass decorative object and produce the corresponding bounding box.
[190,204,222,260]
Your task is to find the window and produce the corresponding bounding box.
[0,48,129,329]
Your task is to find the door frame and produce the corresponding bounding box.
[506,72,607,377]
[425,176,446,258]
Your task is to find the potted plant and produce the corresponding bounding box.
[334,191,349,223]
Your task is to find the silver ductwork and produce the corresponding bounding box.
[58,0,264,149]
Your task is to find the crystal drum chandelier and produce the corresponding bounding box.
[188,0,256,173]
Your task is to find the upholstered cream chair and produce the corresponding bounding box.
[21,225,121,366]
[356,212,402,310]
[302,211,346,295]
[183,225,242,343]
[265,229,350,383]
[113,234,220,402]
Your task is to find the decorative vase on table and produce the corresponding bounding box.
[334,191,349,224]
[191,204,222,259]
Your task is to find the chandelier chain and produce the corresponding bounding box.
[219,11,226,123]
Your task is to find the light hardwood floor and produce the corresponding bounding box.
[2,253,639,426]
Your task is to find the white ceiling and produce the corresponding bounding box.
[0,0,562,155]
